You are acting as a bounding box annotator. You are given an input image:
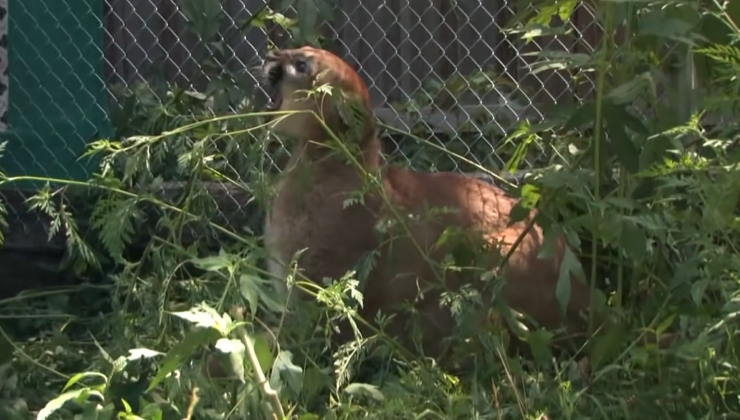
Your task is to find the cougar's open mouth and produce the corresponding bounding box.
[266,88,282,111]
[261,54,284,111]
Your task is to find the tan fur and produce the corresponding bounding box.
[261,46,595,358]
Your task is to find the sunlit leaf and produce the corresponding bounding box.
[343,382,385,401]
[127,348,165,361]
[62,372,108,393]
[37,389,88,420]
[214,338,246,383]
[170,303,226,331]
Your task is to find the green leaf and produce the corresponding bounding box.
[0,334,14,366]
[509,201,532,224]
[519,183,541,208]
[267,12,297,30]
[189,250,233,272]
[606,73,655,105]
[638,135,675,171]
[610,104,650,136]
[589,321,626,370]
[81,401,99,420]
[690,279,709,305]
[96,404,115,420]
[146,410,163,420]
[556,247,586,315]
[450,241,478,269]
[138,404,164,420]
[253,334,275,377]
[214,338,246,383]
[301,366,329,402]
[239,274,288,316]
[62,372,108,393]
[526,329,554,366]
[624,214,664,233]
[180,0,224,41]
[270,350,304,396]
[239,274,260,318]
[434,226,463,251]
[603,197,636,211]
[316,0,335,20]
[655,314,676,336]
[702,178,740,230]
[37,389,89,420]
[120,399,133,414]
[296,0,318,44]
[343,383,385,401]
[537,225,563,260]
[637,11,697,44]
[620,221,648,261]
[90,196,138,264]
[604,104,641,174]
[121,414,146,420]
[336,92,368,142]
[562,102,596,131]
[147,327,221,392]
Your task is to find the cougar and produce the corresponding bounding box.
[259,46,624,361]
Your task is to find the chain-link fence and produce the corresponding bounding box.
[98,0,605,170]
[0,0,607,251]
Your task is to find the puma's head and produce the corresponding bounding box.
[260,46,375,147]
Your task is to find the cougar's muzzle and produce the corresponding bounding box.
[261,49,286,111]
[260,48,316,112]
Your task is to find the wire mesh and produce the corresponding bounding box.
[0,0,603,243]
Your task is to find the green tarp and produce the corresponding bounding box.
[1,0,111,182]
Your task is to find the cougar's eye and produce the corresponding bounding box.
[294,59,308,74]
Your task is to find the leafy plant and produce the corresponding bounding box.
[3,0,740,418]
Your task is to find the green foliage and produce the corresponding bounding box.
[3,0,740,419]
